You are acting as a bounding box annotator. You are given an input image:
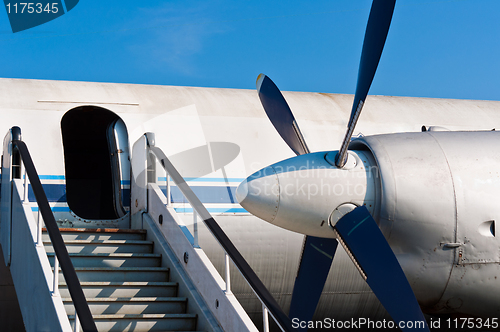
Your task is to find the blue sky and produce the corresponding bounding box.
[0,0,499,100]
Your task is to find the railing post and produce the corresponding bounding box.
[36,210,43,247]
[74,312,80,332]
[262,304,270,332]
[193,210,199,248]
[224,252,232,294]
[52,256,59,297]
[166,175,171,205]
[22,167,28,203]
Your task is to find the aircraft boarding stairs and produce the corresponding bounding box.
[0,128,295,332]
[44,227,197,331]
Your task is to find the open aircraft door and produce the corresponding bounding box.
[61,106,130,222]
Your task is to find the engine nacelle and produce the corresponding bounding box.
[238,130,500,315]
[353,131,500,315]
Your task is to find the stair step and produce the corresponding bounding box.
[68,313,198,332]
[55,267,170,282]
[43,228,146,241]
[44,240,154,254]
[59,281,179,298]
[47,253,161,267]
[63,297,188,315]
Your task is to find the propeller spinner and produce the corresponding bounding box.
[237,0,430,331]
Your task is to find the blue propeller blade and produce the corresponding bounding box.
[289,236,338,330]
[335,206,429,332]
[336,0,396,167]
[256,74,310,156]
[354,0,396,112]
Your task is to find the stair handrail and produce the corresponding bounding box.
[6,128,97,332]
[147,140,296,332]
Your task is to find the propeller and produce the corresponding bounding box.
[256,73,337,325]
[336,0,396,168]
[253,0,430,331]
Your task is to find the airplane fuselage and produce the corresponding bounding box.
[1,78,500,323]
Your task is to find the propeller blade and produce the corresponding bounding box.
[256,74,310,156]
[334,206,429,332]
[336,0,396,167]
[289,236,338,329]
[257,73,333,324]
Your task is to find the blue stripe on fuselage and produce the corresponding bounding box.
[27,182,240,205]
[161,186,238,204]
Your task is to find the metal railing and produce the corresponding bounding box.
[146,139,295,332]
[5,127,97,332]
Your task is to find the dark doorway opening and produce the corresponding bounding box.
[61,106,129,220]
